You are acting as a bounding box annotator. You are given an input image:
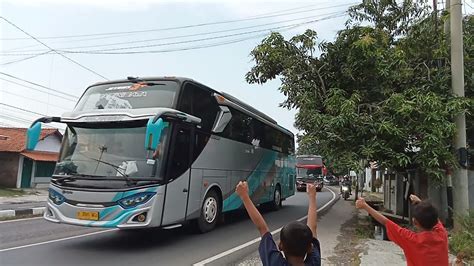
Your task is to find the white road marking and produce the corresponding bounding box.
[0,229,116,252]
[193,187,338,266]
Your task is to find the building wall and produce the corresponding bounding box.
[0,152,20,188]
[35,135,61,153]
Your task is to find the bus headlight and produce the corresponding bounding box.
[48,189,65,205]
[118,192,156,209]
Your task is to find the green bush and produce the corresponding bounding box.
[450,210,474,261]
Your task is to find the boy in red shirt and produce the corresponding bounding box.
[356,194,449,266]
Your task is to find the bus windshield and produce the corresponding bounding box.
[54,122,169,179]
[74,81,179,111]
[297,168,322,178]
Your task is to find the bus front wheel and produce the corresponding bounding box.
[196,190,221,233]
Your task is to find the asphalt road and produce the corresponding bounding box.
[0,189,334,266]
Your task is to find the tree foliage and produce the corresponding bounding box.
[246,0,473,180]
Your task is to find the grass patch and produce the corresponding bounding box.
[355,216,374,239]
[450,210,474,263]
[0,188,27,197]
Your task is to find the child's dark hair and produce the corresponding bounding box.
[280,221,313,257]
[412,200,439,229]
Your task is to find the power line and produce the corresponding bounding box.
[0,2,356,41]
[0,102,46,116]
[0,114,33,125]
[1,13,346,56]
[79,13,346,55]
[464,0,473,9]
[0,77,78,102]
[0,72,79,99]
[4,11,344,53]
[0,113,56,128]
[71,13,347,54]
[0,50,52,66]
[0,16,109,80]
[1,89,70,110]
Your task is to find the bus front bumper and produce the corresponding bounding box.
[44,202,156,229]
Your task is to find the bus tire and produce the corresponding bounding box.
[269,185,282,211]
[196,189,221,233]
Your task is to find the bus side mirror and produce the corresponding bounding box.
[212,106,232,133]
[26,122,42,150]
[25,116,61,150]
[145,117,168,150]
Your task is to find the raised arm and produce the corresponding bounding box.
[236,181,269,236]
[356,198,388,226]
[306,183,318,238]
[409,194,421,205]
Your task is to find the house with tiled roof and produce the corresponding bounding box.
[0,127,62,188]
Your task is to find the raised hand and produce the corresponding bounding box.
[409,194,421,204]
[236,181,249,198]
[355,197,367,209]
[307,183,317,198]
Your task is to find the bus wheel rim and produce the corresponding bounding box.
[275,189,281,205]
[204,197,217,223]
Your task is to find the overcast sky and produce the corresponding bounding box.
[1,0,470,133]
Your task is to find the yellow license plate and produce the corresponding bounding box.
[77,211,99,221]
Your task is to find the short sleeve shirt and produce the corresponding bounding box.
[258,232,321,266]
[385,220,449,266]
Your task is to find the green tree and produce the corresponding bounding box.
[247,1,472,181]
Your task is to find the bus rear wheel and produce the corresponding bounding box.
[269,185,282,211]
[196,190,221,233]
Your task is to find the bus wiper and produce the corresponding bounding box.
[89,157,135,186]
[53,173,106,182]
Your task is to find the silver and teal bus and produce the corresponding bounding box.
[26,77,296,232]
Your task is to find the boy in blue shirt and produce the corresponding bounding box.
[236,181,321,266]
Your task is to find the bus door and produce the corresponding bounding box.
[161,124,194,225]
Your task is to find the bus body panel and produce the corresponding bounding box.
[161,169,191,226]
[45,185,165,228]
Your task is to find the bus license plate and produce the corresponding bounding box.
[77,211,99,221]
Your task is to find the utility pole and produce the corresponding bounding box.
[444,0,455,229]
[450,0,469,216]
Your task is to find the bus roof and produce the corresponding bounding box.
[87,77,293,137]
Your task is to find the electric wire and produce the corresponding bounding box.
[5,11,344,53]
[0,50,53,66]
[0,16,109,80]
[0,72,79,100]
[0,13,346,56]
[0,2,356,41]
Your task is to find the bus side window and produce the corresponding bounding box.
[179,83,219,132]
[167,127,191,180]
[179,84,193,115]
[193,131,209,161]
[193,86,218,131]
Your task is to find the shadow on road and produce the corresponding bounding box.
[66,204,282,252]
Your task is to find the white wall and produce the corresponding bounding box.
[34,135,61,153]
